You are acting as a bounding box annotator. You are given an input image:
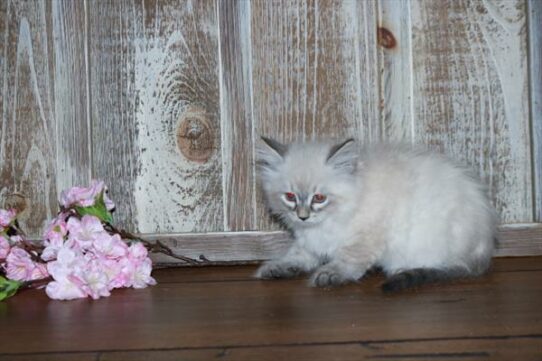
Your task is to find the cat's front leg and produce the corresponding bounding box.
[309,242,382,287]
[255,243,319,280]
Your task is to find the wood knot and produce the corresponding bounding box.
[177,109,214,162]
[4,193,27,213]
[377,27,396,49]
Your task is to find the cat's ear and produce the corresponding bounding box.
[326,138,358,173]
[257,136,287,171]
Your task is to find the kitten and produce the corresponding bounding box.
[254,137,496,291]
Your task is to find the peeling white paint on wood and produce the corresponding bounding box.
[52,0,91,198]
[218,0,257,231]
[133,28,222,233]
[410,0,532,223]
[90,0,223,234]
[378,0,414,142]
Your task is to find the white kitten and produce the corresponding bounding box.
[255,137,496,291]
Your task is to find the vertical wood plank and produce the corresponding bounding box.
[528,0,542,221]
[89,0,224,234]
[218,0,256,231]
[250,0,380,229]
[87,0,138,232]
[378,0,413,141]
[0,0,57,235]
[410,0,532,223]
[251,0,380,143]
[52,0,92,197]
[0,0,91,237]
[0,1,5,125]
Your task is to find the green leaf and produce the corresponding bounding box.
[74,191,113,224]
[0,276,22,301]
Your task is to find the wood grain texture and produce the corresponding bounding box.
[497,223,542,257]
[0,0,57,236]
[146,225,542,266]
[1,258,541,358]
[410,0,532,223]
[218,0,256,231]
[3,337,542,361]
[378,0,413,141]
[147,231,291,265]
[51,0,91,196]
[250,0,380,230]
[89,0,223,233]
[529,0,542,222]
[0,0,90,236]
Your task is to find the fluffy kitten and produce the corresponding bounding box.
[255,137,496,291]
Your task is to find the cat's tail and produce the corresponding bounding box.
[381,267,474,293]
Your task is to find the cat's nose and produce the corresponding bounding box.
[296,206,310,221]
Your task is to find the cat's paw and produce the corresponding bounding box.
[254,261,303,279]
[309,266,349,287]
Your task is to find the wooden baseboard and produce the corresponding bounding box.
[495,224,542,257]
[146,224,542,266]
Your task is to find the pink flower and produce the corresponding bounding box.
[0,235,10,259]
[45,279,86,300]
[30,263,49,280]
[44,213,68,243]
[46,247,87,300]
[60,180,115,210]
[5,247,48,281]
[132,258,156,289]
[93,233,127,259]
[100,258,124,289]
[67,215,107,249]
[78,259,111,299]
[42,214,69,261]
[117,256,156,289]
[0,208,16,228]
[128,242,148,261]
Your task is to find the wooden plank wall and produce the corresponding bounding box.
[0,0,90,236]
[0,0,539,257]
[90,0,224,234]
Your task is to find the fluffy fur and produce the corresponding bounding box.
[255,138,497,291]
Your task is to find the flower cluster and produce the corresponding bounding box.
[1,209,48,283]
[43,214,155,300]
[0,180,156,301]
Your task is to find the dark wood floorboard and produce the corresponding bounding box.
[1,257,541,360]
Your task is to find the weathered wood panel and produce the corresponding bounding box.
[89,0,223,233]
[378,0,413,141]
[250,0,380,229]
[410,0,532,223]
[0,0,56,235]
[251,0,380,142]
[218,0,256,231]
[51,0,92,198]
[529,0,542,222]
[0,0,90,236]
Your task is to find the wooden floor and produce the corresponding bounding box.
[1,257,541,361]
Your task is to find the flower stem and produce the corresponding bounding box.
[21,276,53,289]
[104,223,208,265]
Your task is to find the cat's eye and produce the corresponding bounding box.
[285,192,296,202]
[312,193,327,203]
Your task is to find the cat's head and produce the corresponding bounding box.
[257,137,358,228]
